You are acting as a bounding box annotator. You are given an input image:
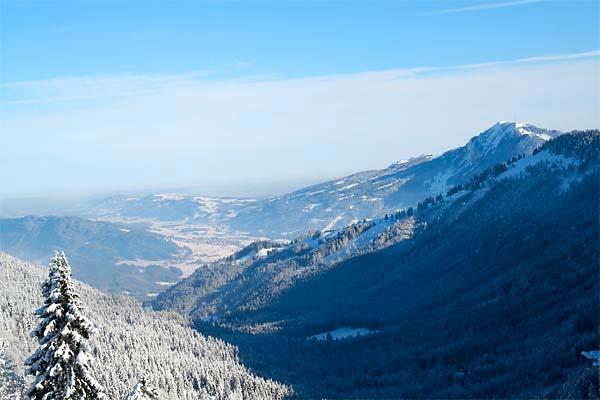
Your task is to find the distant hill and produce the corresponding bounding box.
[0,216,187,299]
[155,130,599,398]
[89,122,562,237]
[0,253,290,399]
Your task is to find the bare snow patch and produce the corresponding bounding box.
[302,204,320,213]
[155,281,178,286]
[256,248,275,257]
[323,216,343,231]
[582,351,600,366]
[337,183,359,191]
[154,193,187,201]
[377,182,395,190]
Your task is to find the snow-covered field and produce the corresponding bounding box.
[103,216,263,277]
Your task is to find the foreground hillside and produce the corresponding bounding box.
[0,253,290,399]
[156,131,600,398]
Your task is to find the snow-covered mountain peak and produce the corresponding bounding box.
[515,122,560,141]
[491,121,559,139]
[466,122,560,157]
[488,121,526,138]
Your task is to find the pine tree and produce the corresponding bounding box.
[125,378,160,400]
[25,251,106,400]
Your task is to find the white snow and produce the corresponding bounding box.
[193,197,219,215]
[500,150,580,180]
[360,195,381,202]
[337,183,359,191]
[426,169,454,194]
[302,204,320,213]
[301,235,322,249]
[324,223,384,264]
[256,248,274,257]
[155,194,187,201]
[226,210,238,219]
[234,246,276,261]
[236,250,257,262]
[155,281,177,286]
[582,350,600,366]
[287,192,308,200]
[515,122,555,140]
[377,182,395,190]
[323,216,342,231]
[220,198,257,204]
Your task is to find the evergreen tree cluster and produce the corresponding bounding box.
[416,194,445,211]
[125,378,159,400]
[446,154,526,197]
[535,129,600,165]
[0,253,291,399]
[384,206,414,222]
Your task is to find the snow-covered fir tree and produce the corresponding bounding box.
[25,251,106,400]
[125,378,160,400]
[1,252,290,399]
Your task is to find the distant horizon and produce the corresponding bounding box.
[2,1,599,197]
[1,119,596,204]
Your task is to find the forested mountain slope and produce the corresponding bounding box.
[0,253,291,399]
[152,211,416,321]
[157,131,599,398]
[0,216,187,299]
[154,130,594,326]
[248,131,599,329]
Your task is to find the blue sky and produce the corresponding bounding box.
[1,0,599,197]
[1,0,598,81]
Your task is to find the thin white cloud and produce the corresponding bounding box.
[2,52,598,196]
[1,50,598,107]
[433,0,545,15]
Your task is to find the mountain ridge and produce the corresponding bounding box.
[88,122,563,238]
[154,130,596,325]
[154,130,599,398]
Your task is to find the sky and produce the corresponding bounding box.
[1,0,599,197]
